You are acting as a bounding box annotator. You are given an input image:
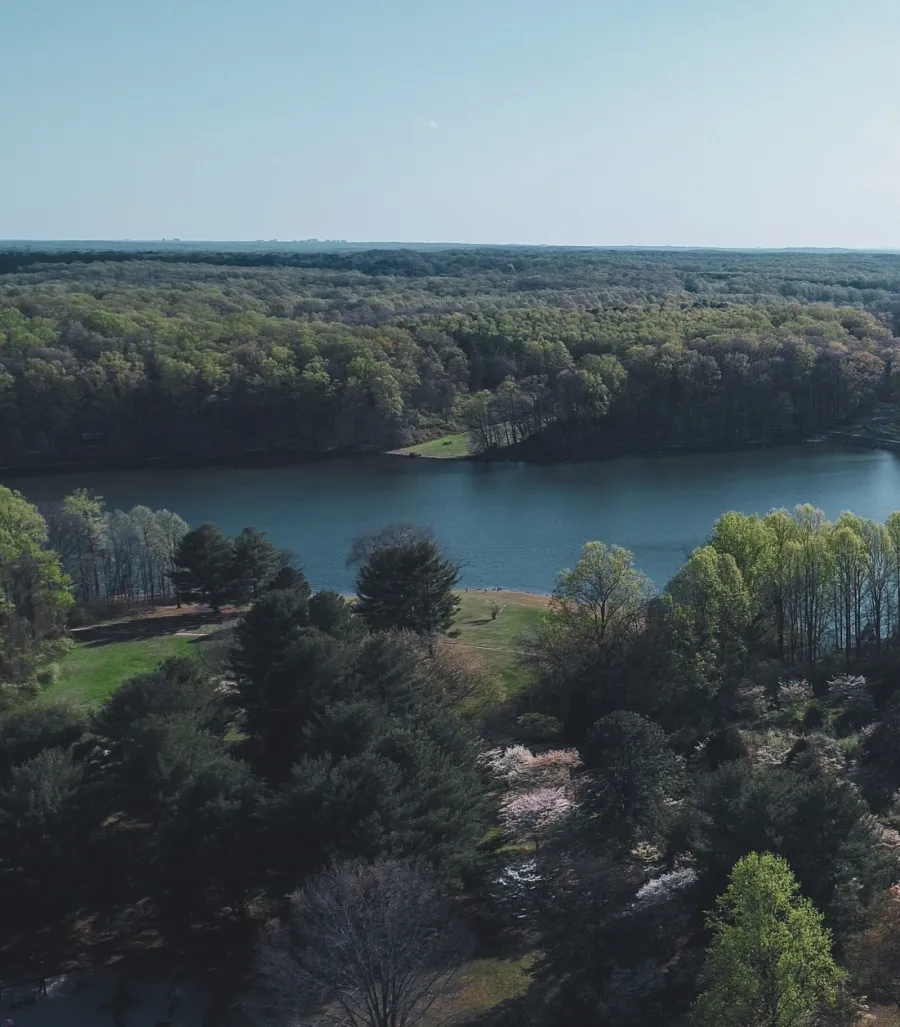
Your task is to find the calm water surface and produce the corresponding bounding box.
[6,445,900,592]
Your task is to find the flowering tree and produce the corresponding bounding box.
[499,786,576,853]
[484,745,581,852]
[482,746,581,789]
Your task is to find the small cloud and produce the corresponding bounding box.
[414,117,440,130]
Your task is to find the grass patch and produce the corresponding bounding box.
[43,634,195,709]
[426,954,534,1025]
[450,592,548,696]
[402,433,470,458]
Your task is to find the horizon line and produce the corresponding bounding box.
[3,239,900,254]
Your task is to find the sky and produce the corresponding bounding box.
[3,0,900,247]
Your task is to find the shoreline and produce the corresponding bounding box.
[2,428,896,480]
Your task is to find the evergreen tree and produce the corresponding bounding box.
[232,526,281,602]
[693,853,846,1027]
[354,526,459,636]
[169,522,237,612]
[269,564,312,597]
[309,590,356,636]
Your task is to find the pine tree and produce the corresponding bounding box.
[232,526,281,602]
[169,523,237,613]
[355,530,459,637]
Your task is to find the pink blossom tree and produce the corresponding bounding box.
[499,786,576,853]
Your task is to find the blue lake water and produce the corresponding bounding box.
[7,445,900,592]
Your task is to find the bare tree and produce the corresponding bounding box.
[347,523,433,567]
[248,859,470,1027]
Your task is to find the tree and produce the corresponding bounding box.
[666,545,751,686]
[353,524,460,637]
[230,589,337,782]
[269,564,312,597]
[0,486,73,683]
[232,526,282,602]
[582,711,682,851]
[44,488,106,603]
[154,752,263,929]
[0,748,88,912]
[250,859,469,1027]
[526,541,651,740]
[693,853,846,1027]
[848,885,900,1011]
[309,590,357,636]
[674,762,891,943]
[499,786,575,854]
[0,702,85,775]
[169,522,237,612]
[93,657,218,751]
[533,855,692,1027]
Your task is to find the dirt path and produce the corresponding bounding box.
[459,589,551,608]
[442,639,526,655]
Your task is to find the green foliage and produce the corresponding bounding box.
[693,853,846,1027]
[355,527,460,636]
[533,856,694,1027]
[0,486,73,683]
[0,702,85,773]
[170,522,238,611]
[154,746,263,926]
[0,747,88,910]
[2,249,896,471]
[93,656,219,749]
[308,590,356,636]
[672,762,891,941]
[527,541,650,740]
[43,494,189,610]
[233,526,283,602]
[582,711,682,850]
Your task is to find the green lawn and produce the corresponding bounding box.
[451,592,548,696]
[43,634,195,709]
[403,432,470,458]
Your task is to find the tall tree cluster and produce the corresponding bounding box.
[44,489,188,607]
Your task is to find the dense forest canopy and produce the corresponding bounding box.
[2,246,900,467]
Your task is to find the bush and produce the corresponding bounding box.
[514,713,562,744]
[0,703,86,774]
[703,726,749,770]
[803,702,826,730]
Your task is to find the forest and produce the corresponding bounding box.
[7,481,900,1025]
[2,247,900,467]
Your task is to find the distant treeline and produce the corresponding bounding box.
[2,249,900,468]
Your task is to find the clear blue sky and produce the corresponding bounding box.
[3,0,899,246]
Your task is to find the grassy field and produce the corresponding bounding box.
[41,610,227,709]
[450,591,549,696]
[43,635,195,708]
[40,591,548,710]
[396,432,470,458]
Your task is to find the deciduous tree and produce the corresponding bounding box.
[693,852,846,1027]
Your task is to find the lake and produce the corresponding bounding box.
[5,445,900,593]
